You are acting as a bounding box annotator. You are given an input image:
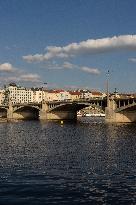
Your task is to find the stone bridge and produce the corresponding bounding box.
[0,97,136,122]
[0,98,105,120]
[105,97,136,123]
[48,99,105,111]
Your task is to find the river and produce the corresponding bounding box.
[0,117,135,204]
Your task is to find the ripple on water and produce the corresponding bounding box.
[0,118,135,204]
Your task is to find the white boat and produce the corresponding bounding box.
[85,113,105,117]
[77,114,82,117]
[77,111,83,117]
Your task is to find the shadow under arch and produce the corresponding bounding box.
[13,106,40,120]
[0,107,7,118]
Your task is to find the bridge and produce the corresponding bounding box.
[105,96,136,123]
[0,98,106,121]
[0,96,136,122]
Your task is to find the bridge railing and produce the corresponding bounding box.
[0,97,106,107]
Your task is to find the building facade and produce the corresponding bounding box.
[0,89,5,105]
[2,83,107,105]
[5,83,34,104]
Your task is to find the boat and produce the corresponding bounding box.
[77,111,83,117]
[85,113,105,117]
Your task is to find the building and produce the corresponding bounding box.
[78,89,91,99]
[5,83,34,104]
[90,91,106,99]
[77,89,106,100]
[57,90,71,101]
[38,90,71,102]
[0,89,5,105]
[69,91,82,101]
[2,83,107,104]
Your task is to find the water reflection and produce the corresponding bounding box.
[0,118,135,204]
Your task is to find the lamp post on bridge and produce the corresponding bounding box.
[106,70,110,108]
[42,82,47,104]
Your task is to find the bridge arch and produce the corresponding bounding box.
[48,102,104,113]
[48,102,89,112]
[116,102,136,112]
[0,107,7,118]
[13,105,40,120]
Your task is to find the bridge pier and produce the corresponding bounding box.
[39,101,48,120]
[106,108,136,123]
[105,98,136,123]
[7,100,13,120]
[105,98,117,122]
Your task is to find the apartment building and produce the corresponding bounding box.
[3,83,107,105]
[59,90,71,101]
[5,83,34,104]
[42,90,71,102]
[90,91,106,99]
[33,89,48,103]
[76,89,106,100]
[78,89,91,99]
[0,89,5,105]
[69,91,82,101]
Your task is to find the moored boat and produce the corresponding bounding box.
[85,113,105,117]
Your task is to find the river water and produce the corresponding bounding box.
[0,117,135,205]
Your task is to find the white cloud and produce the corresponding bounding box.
[43,61,100,74]
[43,61,75,70]
[23,51,70,63]
[0,63,41,83]
[128,58,136,62]
[45,62,63,70]
[80,66,100,74]
[0,63,16,72]
[63,61,75,69]
[3,76,19,82]
[23,35,136,62]
[1,73,41,83]
[19,74,41,82]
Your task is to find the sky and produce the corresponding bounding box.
[0,0,136,92]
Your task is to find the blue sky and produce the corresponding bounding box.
[0,0,136,92]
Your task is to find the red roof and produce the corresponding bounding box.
[48,89,64,94]
[69,91,81,95]
[91,91,103,96]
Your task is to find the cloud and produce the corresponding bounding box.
[0,63,41,83]
[45,62,64,70]
[23,51,70,63]
[128,58,136,62]
[80,66,100,74]
[23,35,136,62]
[19,74,41,82]
[63,61,75,69]
[0,63,16,72]
[43,61,100,74]
[3,76,20,82]
[43,61,75,70]
[1,73,41,83]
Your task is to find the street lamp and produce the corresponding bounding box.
[42,82,47,103]
[106,70,110,107]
